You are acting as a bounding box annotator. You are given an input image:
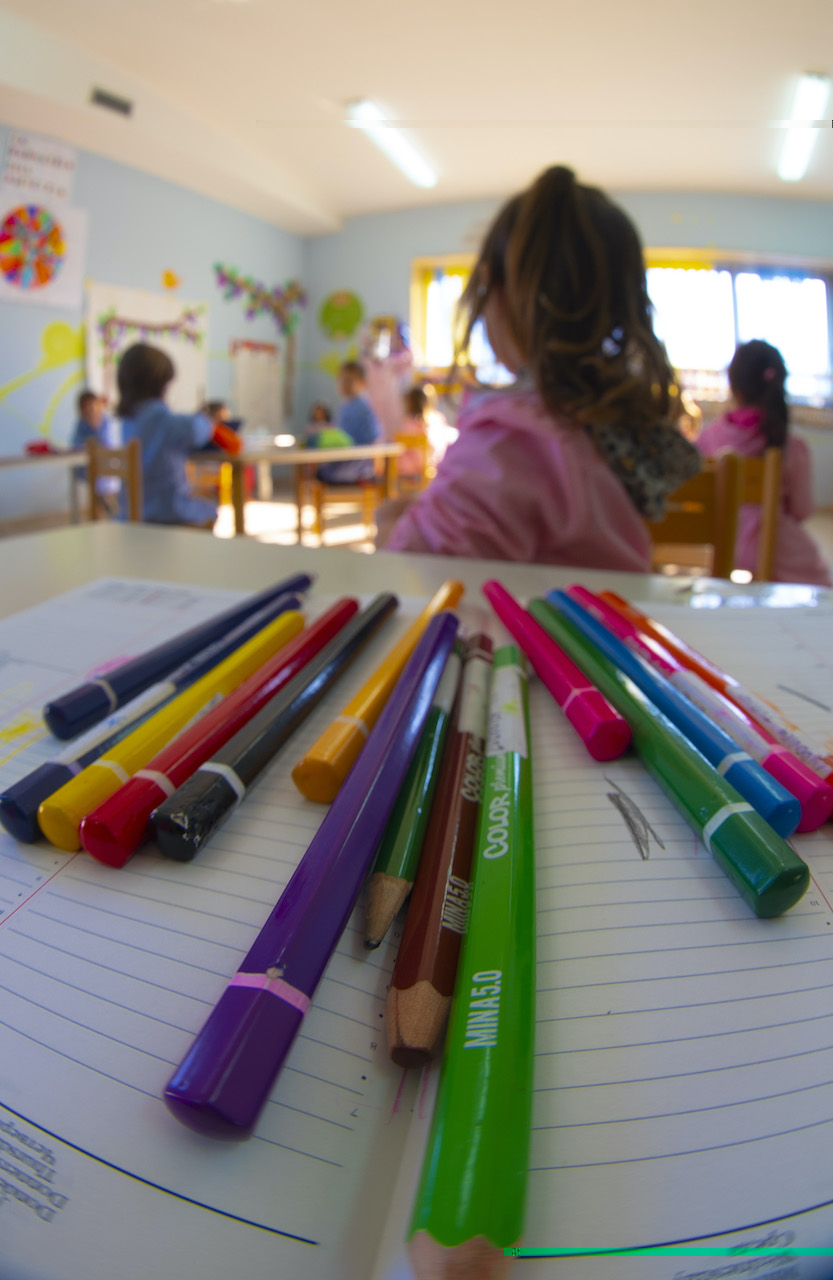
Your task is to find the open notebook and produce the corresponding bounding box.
[0,578,832,1280]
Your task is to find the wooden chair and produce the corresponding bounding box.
[296,465,388,544]
[86,438,143,521]
[737,447,783,581]
[646,452,741,579]
[394,430,434,493]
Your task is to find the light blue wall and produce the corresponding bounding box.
[298,188,833,415]
[0,122,305,520]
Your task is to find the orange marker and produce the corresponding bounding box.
[292,580,464,802]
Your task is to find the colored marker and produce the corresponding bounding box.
[37,610,305,852]
[148,595,400,864]
[79,597,371,866]
[482,578,630,762]
[599,590,833,787]
[546,590,801,839]
[42,572,313,740]
[0,591,303,844]
[567,585,833,833]
[386,632,493,1069]
[409,644,535,1279]
[292,579,464,803]
[364,642,461,949]
[163,610,459,1138]
[529,599,809,919]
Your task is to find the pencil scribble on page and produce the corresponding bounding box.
[776,684,831,713]
[605,778,665,861]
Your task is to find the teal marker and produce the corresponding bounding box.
[409,644,535,1279]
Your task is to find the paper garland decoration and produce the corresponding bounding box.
[213,263,306,333]
[96,304,206,357]
[0,204,66,290]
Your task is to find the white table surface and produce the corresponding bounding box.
[1,522,812,621]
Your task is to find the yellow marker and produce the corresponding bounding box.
[292,581,464,803]
[37,611,305,851]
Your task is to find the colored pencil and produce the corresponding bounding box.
[546,590,801,838]
[79,597,369,867]
[409,644,535,1280]
[529,600,809,918]
[386,632,493,1068]
[37,609,305,852]
[163,610,459,1138]
[482,578,630,761]
[0,591,303,844]
[291,579,464,803]
[567,585,833,832]
[42,572,313,740]
[600,589,833,786]
[363,642,462,949]
[148,594,400,863]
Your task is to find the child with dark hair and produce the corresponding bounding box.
[696,340,831,585]
[71,388,121,515]
[118,344,220,527]
[317,360,381,484]
[378,165,700,567]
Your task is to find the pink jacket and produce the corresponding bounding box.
[696,408,831,586]
[385,386,653,571]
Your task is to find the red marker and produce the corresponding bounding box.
[569,584,833,833]
[481,579,631,762]
[79,598,360,867]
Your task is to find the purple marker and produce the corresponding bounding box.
[164,609,459,1139]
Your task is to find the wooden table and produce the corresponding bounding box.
[192,443,405,539]
[0,450,87,526]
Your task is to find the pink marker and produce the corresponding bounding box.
[481,579,631,762]
[567,584,833,833]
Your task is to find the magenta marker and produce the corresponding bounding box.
[567,584,833,833]
[163,610,459,1139]
[481,579,630,762]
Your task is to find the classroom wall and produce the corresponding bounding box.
[299,188,833,504]
[0,122,306,522]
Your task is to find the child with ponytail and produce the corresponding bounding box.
[377,164,701,569]
[696,340,831,586]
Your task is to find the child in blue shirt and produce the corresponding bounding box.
[317,361,381,483]
[117,344,217,527]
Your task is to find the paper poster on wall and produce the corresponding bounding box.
[230,340,282,436]
[0,131,76,204]
[85,283,208,413]
[0,191,87,310]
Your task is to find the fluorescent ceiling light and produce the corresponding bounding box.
[346,100,437,189]
[777,73,831,182]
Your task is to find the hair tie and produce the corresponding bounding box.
[763,367,776,382]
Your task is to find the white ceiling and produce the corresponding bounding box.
[0,0,831,234]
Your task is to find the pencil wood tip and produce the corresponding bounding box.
[409,1231,513,1280]
[386,981,449,1067]
[364,873,411,948]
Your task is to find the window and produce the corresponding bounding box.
[646,257,833,404]
[410,256,513,387]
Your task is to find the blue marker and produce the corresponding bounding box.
[546,589,801,838]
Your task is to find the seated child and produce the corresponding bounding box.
[317,361,382,484]
[197,401,244,454]
[71,389,121,516]
[117,343,236,528]
[397,386,433,481]
[696,340,832,586]
[377,165,701,568]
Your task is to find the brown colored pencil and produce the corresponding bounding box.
[386,633,493,1068]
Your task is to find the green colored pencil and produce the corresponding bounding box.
[528,599,809,919]
[364,644,462,948]
[409,644,535,1280]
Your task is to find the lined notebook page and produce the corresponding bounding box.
[0,579,422,1280]
[375,601,833,1280]
[2,582,833,1280]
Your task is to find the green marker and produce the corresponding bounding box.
[529,599,809,919]
[363,643,462,948]
[409,644,535,1280]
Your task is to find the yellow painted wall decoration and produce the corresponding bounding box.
[0,320,85,436]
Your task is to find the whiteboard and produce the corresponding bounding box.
[230,340,282,436]
[85,283,209,413]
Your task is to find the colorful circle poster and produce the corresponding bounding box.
[0,190,87,309]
